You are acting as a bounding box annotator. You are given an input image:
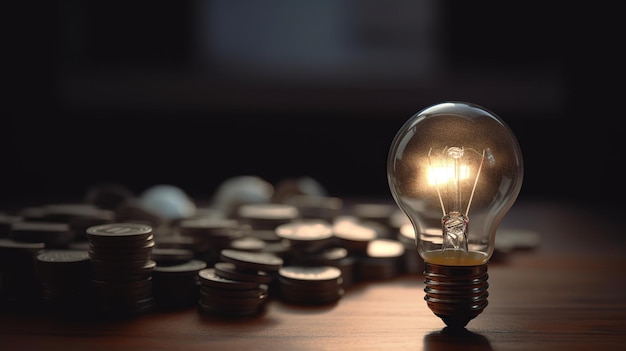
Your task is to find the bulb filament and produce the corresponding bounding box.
[428,146,485,252]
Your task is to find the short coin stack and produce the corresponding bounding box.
[197,249,283,317]
[277,265,344,305]
[275,219,336,256]
[35,249,92,317]
[86,223,156,318]
[274,219,356,289]
[152,258,207,310]
[356,238,405,280]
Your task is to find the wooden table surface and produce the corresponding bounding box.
[1,200,625,351]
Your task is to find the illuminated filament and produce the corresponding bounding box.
[428,146,485,251]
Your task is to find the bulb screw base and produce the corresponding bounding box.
[423,262,489,329]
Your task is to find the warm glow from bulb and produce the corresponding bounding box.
[427,164,471,186]
[427,147,485,217]
[387,102,524,265]
[386,102,525,328]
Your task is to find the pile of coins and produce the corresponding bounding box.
[0,178,433,320]
[198,248,284,317]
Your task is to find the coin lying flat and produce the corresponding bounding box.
[219,249,283,272]
[213,262,274,284]
[86,223,153,243]
[279,265,342,283]
[37,249,90,264]
[275,220,335,253]
[151,248,194,266]
[229,236,266,252]
[198,268,261,290]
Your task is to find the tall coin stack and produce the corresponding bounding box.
[35,249,92,317]
[86,223,156,318]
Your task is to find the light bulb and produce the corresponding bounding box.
[387,101,523,329]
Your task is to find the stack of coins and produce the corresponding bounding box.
[275,219,336,257]
[277,265,344,305]
[356,239,405,280]
[0,238,45,312]
[197,249,283,317]
[152,259,207,310]
[293,246,356,289]
[176,217,242,264]
[35,249,92,317]
[219,249,284,290]
[332,217,377,255]
[351,202,398,239]
[86,223,156,318]
[197,268,270,317]
[213,261,274,286]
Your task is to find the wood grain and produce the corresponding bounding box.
[1,200,625,351]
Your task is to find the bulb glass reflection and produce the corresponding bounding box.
[388,101,524,328]
[387,101,523,266]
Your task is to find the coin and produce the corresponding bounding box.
[213,262,274,284]
[332,217,377,253]
[86,223,152,242]
[277,266,344,305]
[198,268,261,290]
[219,249,283,272]
[150,247,194,265]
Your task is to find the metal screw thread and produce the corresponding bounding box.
[423,262,489,329]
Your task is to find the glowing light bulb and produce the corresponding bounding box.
[387,101,523,329]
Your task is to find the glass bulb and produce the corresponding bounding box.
[387,101,523,328]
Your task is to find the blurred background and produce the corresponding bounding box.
[3,1,623,211]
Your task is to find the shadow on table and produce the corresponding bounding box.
[423,327,492,351]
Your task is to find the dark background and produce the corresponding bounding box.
[3,1,624,212]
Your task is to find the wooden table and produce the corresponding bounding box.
[1,200,625,351]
